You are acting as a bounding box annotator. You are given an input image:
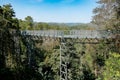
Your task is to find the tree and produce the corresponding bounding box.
[0,4,21,80]
[0,4,17,28]
[92,0,120,30]
[25,16,33,26]
[103,52,120,80]
[0,4,42,80]
[19,16,34,30]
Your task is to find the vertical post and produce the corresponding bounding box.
[60,43,62,80]
[60,32,68,80]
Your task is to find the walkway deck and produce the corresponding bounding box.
[21,30,116,39]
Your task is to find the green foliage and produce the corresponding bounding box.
[0,3,119,80]
[0,4,19,29]
[2,4,15,19]
[92,0,120,30]
[0,4,42,80]
[19,18,96,30]
[25,16,33,29]
[103,52,120,80]
[19,16,34,30]
[81,65,96,80]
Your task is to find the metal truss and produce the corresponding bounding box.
[60,38,68,80]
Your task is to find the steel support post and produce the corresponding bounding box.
[60,37,68,80]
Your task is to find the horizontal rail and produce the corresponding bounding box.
[21,30,119,39]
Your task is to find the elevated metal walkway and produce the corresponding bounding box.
[20,30,119,80]
[21,30,116,39]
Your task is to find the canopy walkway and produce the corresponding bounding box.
[20,30,119,80]
[21,30,116,39]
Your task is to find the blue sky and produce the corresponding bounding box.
[0,0,98,23]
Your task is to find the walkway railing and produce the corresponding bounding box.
[21,30,116,39]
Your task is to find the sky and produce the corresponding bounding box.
[0,0,98,23]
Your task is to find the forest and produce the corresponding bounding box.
[0,0,120,80]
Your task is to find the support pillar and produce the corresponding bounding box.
[60,37,68,80]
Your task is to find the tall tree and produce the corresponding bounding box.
[92,0,120,30]
[25,16,34,29]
